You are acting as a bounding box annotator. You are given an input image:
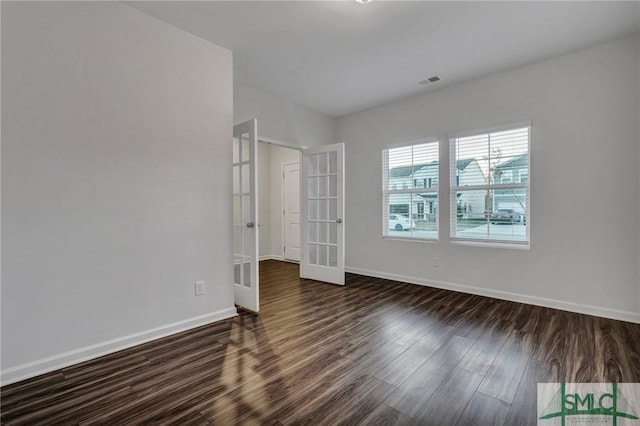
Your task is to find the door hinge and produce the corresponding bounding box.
[283,209,285,215]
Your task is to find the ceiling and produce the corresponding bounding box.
[128,1,640,118]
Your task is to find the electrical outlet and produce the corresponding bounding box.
[195,281,205,296]
[432,257,439,268]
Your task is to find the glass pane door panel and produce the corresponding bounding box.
[234,261,241,285]
[241,136,249,162]
[329,151,337,174]
[309,222,317,243]
[329,199,337,221]
[233,196,241,226]
[308,200,318,220]
[309,244,318,265]
[329,246,337,267]
[308,177,318,198]
[318,245,327,266]
[318,199,327,220]
[233,226,241,257]
[318,153,328,175]
[318,222,327,244]
[319,176,328,198]
[239,260,251,287]
[241,164,250,194]
[242,195,251,223]
[329,222,337,244]
[233,138,240,164]
[233,165,240,194]
[329,175,337,197]
[309,154,318,176]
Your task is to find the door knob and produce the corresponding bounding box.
[246,222,255,228]
[336,218,342,224]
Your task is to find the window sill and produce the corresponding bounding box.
[382,235,439,243]
[450,238,530,250]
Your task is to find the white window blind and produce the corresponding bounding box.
[450,125,530,244]
[382,140,439,239]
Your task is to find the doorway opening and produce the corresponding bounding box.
[257,140,302,263]
[233,119,345,312]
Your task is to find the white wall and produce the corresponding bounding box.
[1,2,235,383]
[234,83,336,148]
[338,35,640,321]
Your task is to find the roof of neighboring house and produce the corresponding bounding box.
[389,158,477,178]
[495,153,528,169]
[389,161,437,178]
[456,158,474,171]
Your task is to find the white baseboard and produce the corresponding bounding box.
[345,266,640,324]
[259,255,284,261]
[259,255,299,264]
[1,307,238,386]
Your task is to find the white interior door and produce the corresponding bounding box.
[233,119,259,312]
[300,143,345,285]
[283,162,301,262]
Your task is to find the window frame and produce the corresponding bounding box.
[449,123,531,247]
[382,138,439,242]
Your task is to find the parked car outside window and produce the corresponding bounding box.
[490,209,524,225]
[389,214,416,231]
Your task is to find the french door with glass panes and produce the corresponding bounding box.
[300,143,345,285]
[233,119,259,311]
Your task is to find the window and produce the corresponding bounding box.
[450,125,530,245]
[383,140,439,239]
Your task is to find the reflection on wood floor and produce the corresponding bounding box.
[2,260,640,425]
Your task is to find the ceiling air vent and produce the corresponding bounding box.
[418,76,440,86]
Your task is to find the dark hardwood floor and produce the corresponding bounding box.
[2,260,640,425]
